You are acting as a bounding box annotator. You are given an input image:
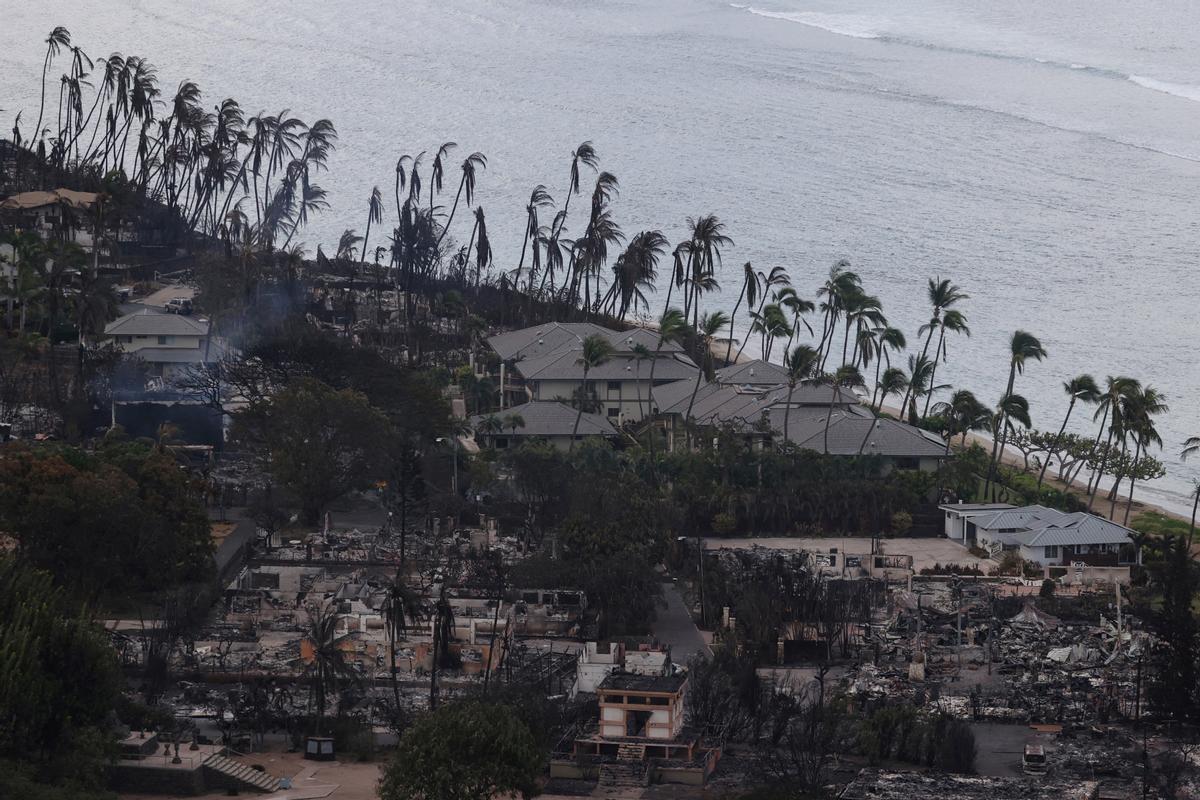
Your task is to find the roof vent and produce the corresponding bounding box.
[749,368,755,376]
[537,338,544,344]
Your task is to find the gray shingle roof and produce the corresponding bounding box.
[782,414,949,458]
[967,506,1135,547]
[105,309,209,337]
[487,322,684,363]
[517,349,699,382]
[469,401,618,438]
[714,359,791,386]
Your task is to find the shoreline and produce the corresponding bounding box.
[875,401,1192,528]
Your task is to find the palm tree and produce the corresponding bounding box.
[557,141,599,236]
[437,152,487,248]
[476,414,503,448]
[380,575,424,714]
[777,286,816,356]
[607,230,668,319]
[989,392,1033,487]
[1036,375,1100,490]
[1182,437,1200,547]
[360,186,384,267]
[901,277,968,413]
[814,261,861,369]
[921,308,970,417]
[34,27,72,144]
[647,308,689,459]
[725,262,759,365]
[875,367,909,415]
[518,185,553,293]
[683,311,731,449]
[502,413,526,436]
[932,389,991,451]
[1085,376,1140,511]
[781,345,821,446]
[429,141,457,212]
[1115,385,1168,524]
[682,216,731,327]
[984,331,1047,496]
[734,266,788,362]
[868,326,906,411]
[303,603,359,735]
[570,334,615,449]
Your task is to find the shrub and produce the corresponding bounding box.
[1040,578,1056,598]
[712,512,738,536]
[890,511,913,537]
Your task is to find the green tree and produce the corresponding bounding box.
[379,700,543,800]
[303,603,360,734]
[0,556,120,790]
[238,378,392,524]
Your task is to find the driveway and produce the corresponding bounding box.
[653,582,711,665]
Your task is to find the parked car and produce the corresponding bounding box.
[165,297,193,315]
[1023,743,1047,776]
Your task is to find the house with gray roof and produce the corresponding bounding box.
[938,502,1139,566]
[652,376,945,470]
[469,400,620,451]
[486,323,697,425]
[104,309,220,381]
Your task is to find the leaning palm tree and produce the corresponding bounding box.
[359,186,384,267]
[429,141,457,212]
[1036,374,1101,490]
[1085,376,1141,511]
[932,389,991,453]
[734,265,788,362]
[984,331,1047,496]
[437,151,487,248]
[570,334,615,449]
[868,326,907,411]
[922,308,970,417]
[557,141,599,235]
[303,603,359,735]
[781,345,821,445]
[989,392,1033,488]
[682,216,731,327]
[1183,437,1200,546]
[901,277,968,413]
[725,262,759,365]
[34,27,72,144]
[1115,385,1168,524]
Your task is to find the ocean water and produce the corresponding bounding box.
[2,0,1198,516]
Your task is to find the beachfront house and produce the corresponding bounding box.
[469,399,621,451]
[486,322,699,424]
[939,502,1140,566]
[652,360,948,470]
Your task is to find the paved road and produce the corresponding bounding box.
[653,582,711,665]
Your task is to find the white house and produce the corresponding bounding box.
[103,309,219,381]
[939,503,1140,566]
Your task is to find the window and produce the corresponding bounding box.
[157,335,170,345]
[607,381,621,391]
[1043,545,1059,559]
[494,437,508,449]
[607,408,620,418]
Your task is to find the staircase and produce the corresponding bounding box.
[598,760,645,790]
[202,753,280,793]
[616,743,644,762]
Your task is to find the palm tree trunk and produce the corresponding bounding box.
[1037,397,1077,490]
[724,282,746,366]
[984,362,1018,497]
[782,382,795,446]
[1121,438,1142,525]
[901,321,939,417]
[1087,421,1117,511]
[870,354,883,411]
[1188,486,1198,549]
[569,368,590,451]
[922,327,948,418]
[1083,407,1112,502]
[436,178,466,249]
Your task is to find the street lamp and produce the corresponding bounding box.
[436,436,460,527]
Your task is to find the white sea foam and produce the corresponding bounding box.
[734,5,882,39]
[1128,74,1200,103]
